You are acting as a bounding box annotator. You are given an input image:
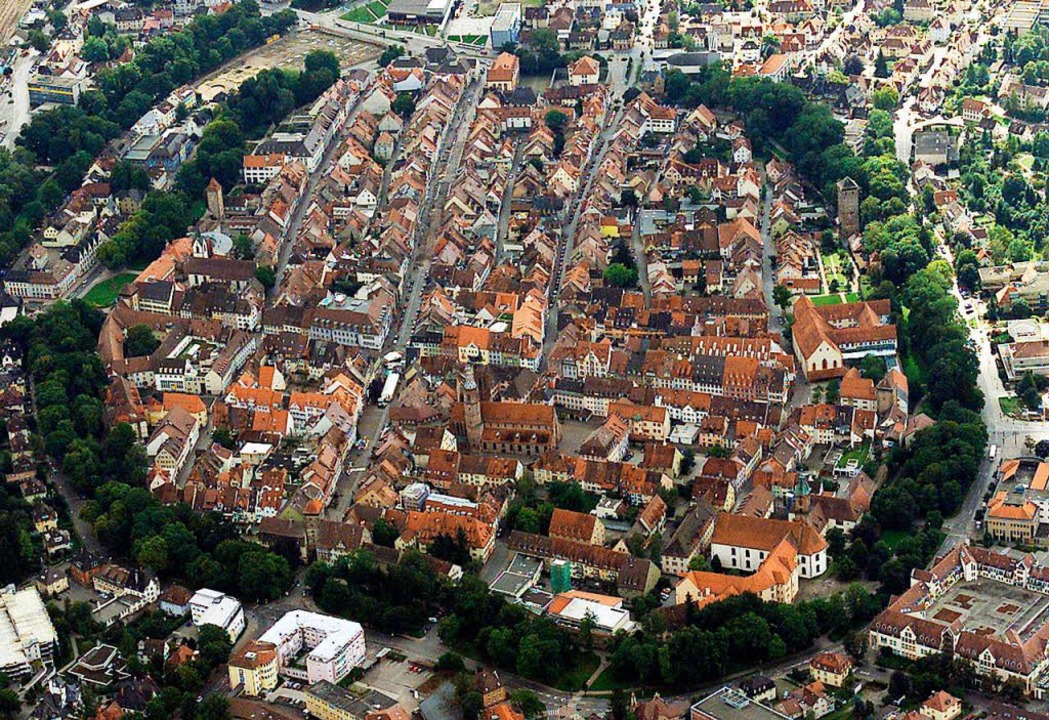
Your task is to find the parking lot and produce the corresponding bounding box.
[358,656,433,710]
[196,29,382,102]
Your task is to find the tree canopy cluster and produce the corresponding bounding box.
[1,302,292,602]
[97,191,197,269]
[873,402,988,530]
[0,483,39,586]
[0,3,294,267]
[178,48,341,202]
[307,550,448,635]
[512,29,572,75]
[2,302,144,482]
[956,136,1045,265]
[902,263,983,411]
[605,588,882,687]
[46,603,235,720]
[662,66,859,201]
[82,481,293,602]
[503,479,600,535]
[226,50,342,138]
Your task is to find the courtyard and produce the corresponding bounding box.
[928,577,1049,643]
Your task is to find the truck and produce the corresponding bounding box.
[378,372,400,407]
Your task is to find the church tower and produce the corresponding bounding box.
[460,364,484,451]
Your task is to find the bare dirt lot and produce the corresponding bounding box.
[0,0,34,45]
[196,29,382,102]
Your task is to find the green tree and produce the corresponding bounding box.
[874,50,889,78]
[392,93,416,119]
[872,86,899,111]
[509,690,546,720]
[136,535,170,572]
[194,695,230,720]
[305,50,341,78]
[0,688,18,720]
[82,36,110,63]
[28,30,49,53]
[378,45,406,67]
[373,518,399,547]
[237,550,291,601]
[544,110,568,131]
[255,265,276,289]
[124,324,160,357]
[773,283,793,311]
[859,354,886,382]
[233,234,254,260]
[603,263,638,288]
[197,624,234,670]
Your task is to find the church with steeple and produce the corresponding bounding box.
[451,364,561,457]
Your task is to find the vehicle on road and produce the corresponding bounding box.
[378,372,400,407]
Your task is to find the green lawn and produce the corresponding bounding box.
[553,652,601,692]
[836,441,870,469]
[999,396,1022,418]
[810,293,845,306]
[590,666,639,692]
[341,5,378,22]
[83,272,137,308]
[365,0,388,17]
[879,529,909,550]
[845,291,861,302]
[901,350,925,388]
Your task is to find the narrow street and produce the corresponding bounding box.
[494,140,525,263]
[273,87,374,294]
[541,113,625,361]
[629,210,651,301]
[758,181,784,336]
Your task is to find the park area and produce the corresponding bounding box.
[342,0,390,23]
[83,273,137,308]
[820,249,854,293]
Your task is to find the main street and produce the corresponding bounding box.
[931,243,1049,550]
[328,79,484,521]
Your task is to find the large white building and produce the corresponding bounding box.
[548,591,635,634]
[258,611,366,685]
[188,589,245,642]
[0,586,58,678]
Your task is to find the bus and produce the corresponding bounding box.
[988,444,998,460]
[378,372,400,407]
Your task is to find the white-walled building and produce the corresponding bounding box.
[258,611,366,685]
[709,514,828,579]
[0,586,58,678]
[188,589,245,642]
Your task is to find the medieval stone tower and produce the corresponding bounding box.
[206,177,224,220]
[836,176,860,239]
